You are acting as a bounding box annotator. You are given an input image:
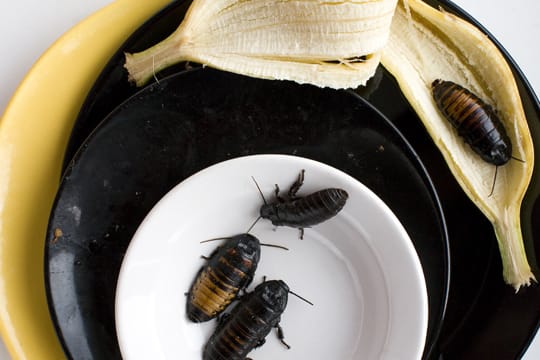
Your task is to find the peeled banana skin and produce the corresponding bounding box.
[124,0,536,290]
[124,0,398,88]
[381,0,535,290]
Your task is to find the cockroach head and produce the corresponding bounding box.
[431,78,444,90]
[259,203,277,220]
[486,142,511,166]
[234,233,261,261]
[257,280,289,310]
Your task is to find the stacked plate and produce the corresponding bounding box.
[0,1,539,359]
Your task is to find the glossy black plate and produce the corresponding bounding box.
[46,67,449,359]
[45,0,540,359]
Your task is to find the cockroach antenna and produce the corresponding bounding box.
[251,176,268,205]
[489,156,525,197]
[245,176,267,233]
[260,243,289,251]
[200,237,230,244]
[246,215,262,233]
[200,236,288,251]
[489,166,498,198]
[288,290,314,306]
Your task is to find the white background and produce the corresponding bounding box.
[0,0,538,359]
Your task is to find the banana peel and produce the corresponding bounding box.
[124,0,398,89]
[380,0,535,290]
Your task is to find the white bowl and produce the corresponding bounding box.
[115,154,428,359]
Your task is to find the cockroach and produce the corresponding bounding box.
[203,279,312,360]
[431,79,512,165]
[186,234,287,322]
[431,79,523,195]
[250,170,348,239]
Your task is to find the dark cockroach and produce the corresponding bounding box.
[203,279,312,360]
[186,234,287,322]
[186,234,260,322]
[431,79,512,166]
[431,79,524,195]
[250,170,348,239]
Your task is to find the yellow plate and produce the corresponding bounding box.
[0,0,170,358]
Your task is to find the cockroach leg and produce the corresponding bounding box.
[276,324,291,349]
[288,169,305,199]
[274,184,285,202]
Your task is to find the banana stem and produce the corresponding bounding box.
[493,205,536,292]
[124,29,190,86]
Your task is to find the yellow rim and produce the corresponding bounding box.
[0,0,170,358]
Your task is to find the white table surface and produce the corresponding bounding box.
[0,0,538,359]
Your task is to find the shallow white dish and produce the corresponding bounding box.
[115,154,428,359]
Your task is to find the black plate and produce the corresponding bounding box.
[45,0,540,359]
[46,67,448,359]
